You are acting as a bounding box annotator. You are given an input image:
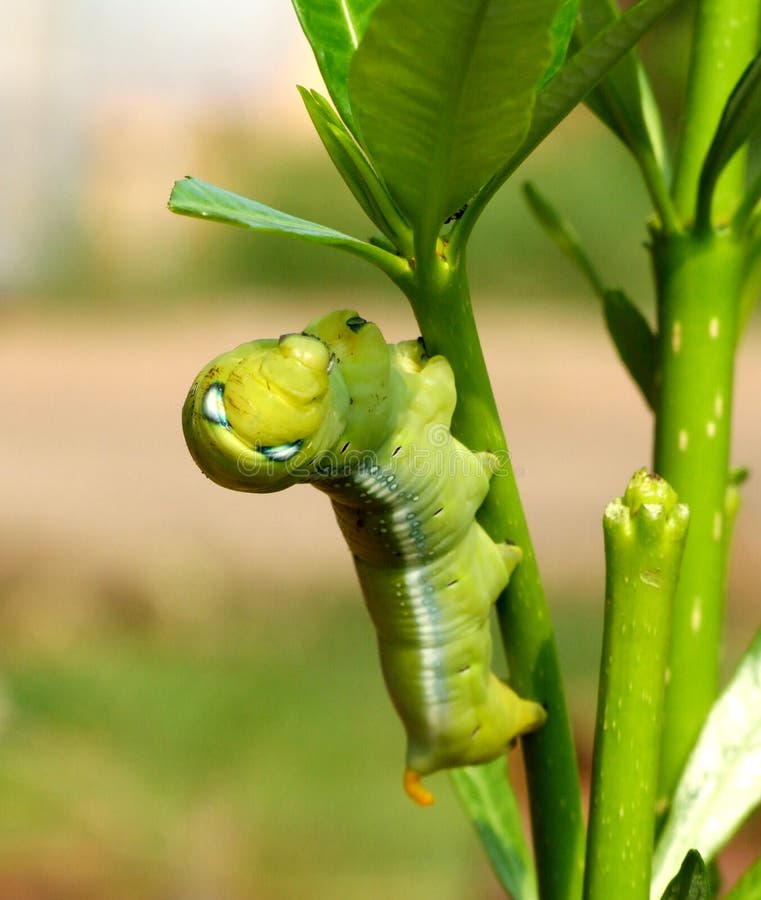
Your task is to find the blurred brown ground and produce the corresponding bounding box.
[3,296,759,626]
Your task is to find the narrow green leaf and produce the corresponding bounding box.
[659,851,712,900]
[699,51,761,228]
[603,288,658,409]
[729,467,750,488]
[725,855,761,900]
[732,166,761,233]
[168,176,406,277]
[528,0,678,162]
[291,0,380,132]
[450,761,538,900]
[523,182,605,293]
[452,0,684,255]
[523,183,657,408]
[298,87,412,250]
[541,0,580,87]
[349,0,559,249]
[652,629,761,899]
[578,0,669,172]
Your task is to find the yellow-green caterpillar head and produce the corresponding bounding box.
[182,331,350,492]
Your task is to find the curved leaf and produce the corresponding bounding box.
[450,761,538,900]
[541,0,580,87]
[452,0,684,255]
[298,87,412,249]
[578,0,668,173]
[659,851,712,900]
[348,0,559,249]
[168,177,406,277]
[698,50,761,227]
[651,629,761,899]
[523,183,657,408]
[292,0,381,132]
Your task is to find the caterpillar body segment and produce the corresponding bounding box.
[182,310,547,804]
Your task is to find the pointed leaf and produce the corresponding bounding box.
[603,288,658,409]
[652,629,761,899]
[450,761,538,900]
[168,177,404,276]
[292,0,381,132]
[348,0,560,248]
[298,87,411,248]
[523,183,657,408]
[528,0,678,161]
[659,851,712,900]
[578,0,668,172]
[542,0,579,86]
[523,182,605,294]
[698,50,761,225]
[453,0,684,251]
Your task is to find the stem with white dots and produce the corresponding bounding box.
[651,229,746,805]
[584,471,688,900]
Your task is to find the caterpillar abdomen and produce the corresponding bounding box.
[182,310,547,806]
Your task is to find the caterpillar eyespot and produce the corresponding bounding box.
[201,382,229,427]
[256,440,304,462]
[182,309,547,804]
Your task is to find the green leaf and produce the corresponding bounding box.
[577,0,669,173]
[541,0,579,87]
[698,50,761,228]
[291,0,381,132]
[523,183,657,408]
[724,855,761,900]
[729,467,750,488]
[298,87,412,250]
[651,629,761,899]
[603,288,658,409]
[452,0,684,255]
[523,182,605,293]
[659,850,712,900]
[450,761,538,900]
[348,0,560,250]
[528,0,678,162]
[168,176,406,278]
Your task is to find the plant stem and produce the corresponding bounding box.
[398,256,585,900]
[584,471,688,900]
[651,228,746,805]
[671,0,760,224]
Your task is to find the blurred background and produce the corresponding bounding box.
[2,2,760,897]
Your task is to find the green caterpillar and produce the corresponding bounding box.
[182,310,546,804]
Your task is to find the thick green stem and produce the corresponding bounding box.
[398,256,585,900]
[651,229,746,805]
[584,471,688,900]
[671,0,760,223]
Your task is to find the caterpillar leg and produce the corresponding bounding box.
[404,769,435,807]
[498,541,522,578]
[475,451,500,478]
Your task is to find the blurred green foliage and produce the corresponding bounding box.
[43,125,658,313]
[0,584,603,899]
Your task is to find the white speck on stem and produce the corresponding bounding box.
[709,317,720,339]
[671,321,682,353]
[713,511,723,541]
[691,598,703,632]
[678,429,689,452]
[706,420,717,438]
[714,393,724,418]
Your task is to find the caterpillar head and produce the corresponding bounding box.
[182,332,350,492]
